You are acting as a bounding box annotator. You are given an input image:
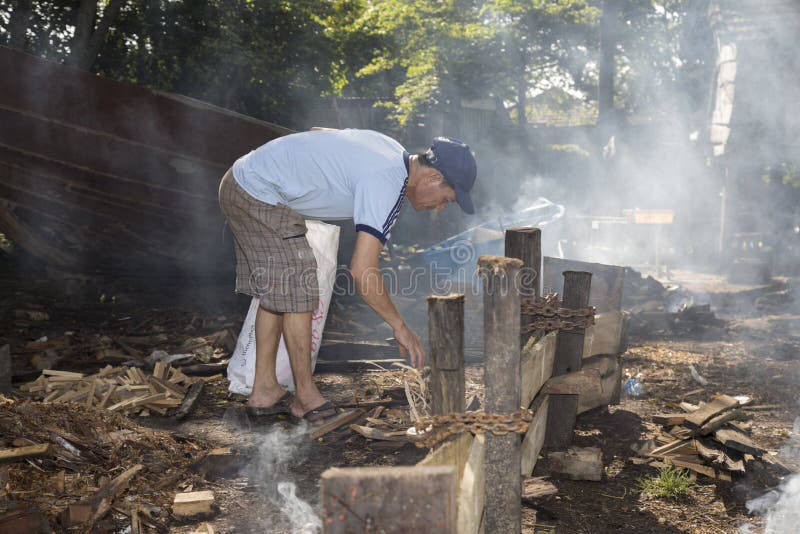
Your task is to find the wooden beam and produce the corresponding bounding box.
[457,434,486,534]
[427,293,465,416]
[320,466,456,533]
[520,332,556,409]
[547,270,592,448]
[697,409,744,436]
[418,433,473,481]
[541,368,605,414]
[521,394,549,475]
[479,255,523,534]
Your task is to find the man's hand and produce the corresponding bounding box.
[393,322,426,370]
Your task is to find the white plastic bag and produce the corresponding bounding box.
[227,220,340,394]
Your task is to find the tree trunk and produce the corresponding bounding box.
[8,0,33,50]
[68,0,127,70]
[516,57,527,126]
[597,0,621,127]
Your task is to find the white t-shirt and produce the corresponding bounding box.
[232,129,409,244]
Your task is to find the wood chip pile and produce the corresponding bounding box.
[0,396,210,531]
[19,364,199,416]
[633,394,789,481]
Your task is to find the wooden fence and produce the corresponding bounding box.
[319,227,627,533]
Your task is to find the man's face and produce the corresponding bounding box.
[408,168,456,212]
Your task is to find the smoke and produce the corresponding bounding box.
[248,423,322,533]
[741,416,800,534]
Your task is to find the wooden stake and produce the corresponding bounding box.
[427,293,465,416]
[479,255,523,534]
[504,227,541,347]
[546,270,592,448]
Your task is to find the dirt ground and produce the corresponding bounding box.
[1,265,798,533]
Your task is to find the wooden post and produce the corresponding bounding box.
[428,293,465,416]
[504,227,541,348]
[479,255,523,534]
[546,270,592,448]
[320,466,456,533]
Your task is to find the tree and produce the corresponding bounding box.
[483,0,599,125]
[66,0,127,69]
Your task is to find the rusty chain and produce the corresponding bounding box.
[412,409,534,448]
[520,293,595,334]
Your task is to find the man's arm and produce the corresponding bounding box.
[350,231,427,369]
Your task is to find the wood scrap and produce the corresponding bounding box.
[713,428,766,456]
[350,424,409,442]
[521,476,558,498]
[308,409,365,440]
[0,443,53,464]
[547,447,603,481]
[694,439,745,473]
[683,395,739,429]
[20,365,200,418]
[173,490,215,517]
[172,380,204,421]
[697,409,744,436]
[652,413,686,426]
[60,464,143,528]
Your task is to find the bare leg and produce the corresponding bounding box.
[247,305,287,407]
[282,311,328,417]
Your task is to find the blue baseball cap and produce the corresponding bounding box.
[425,137,477,214]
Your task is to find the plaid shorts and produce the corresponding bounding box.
[218,169,319,313]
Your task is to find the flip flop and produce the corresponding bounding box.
[245,392,292,417]
[300,401,338,423]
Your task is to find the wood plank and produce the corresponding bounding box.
[543,257,625,312]
[582,311,625,357]
[684,395,739,429]
[417,433,473,482]
[540,368,605,414]
[652,414,687,426]
[320,466,456,533]
[308,409,364,441]
[695,439,745,473]
[457,434,486,534]
[521,394,549,475]
[520,331,556,408]
[0,443,53,463]
[713,428,766,456]
[665,457,732,482]
[697,409,744,436]
[646,439,697,458]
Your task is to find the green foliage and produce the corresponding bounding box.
[638,466,696,500]
[0,0,713,132]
